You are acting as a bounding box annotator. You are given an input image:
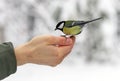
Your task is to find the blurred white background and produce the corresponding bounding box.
[1,0,120,81]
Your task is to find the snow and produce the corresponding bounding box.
[3,63,120,81]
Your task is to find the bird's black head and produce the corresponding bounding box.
[55,21,65,31]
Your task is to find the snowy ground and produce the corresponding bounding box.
[3,64,120,81]
[3,55,120,81]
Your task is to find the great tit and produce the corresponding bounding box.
[55,17,102,35]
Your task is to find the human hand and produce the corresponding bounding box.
[15,35,75,66]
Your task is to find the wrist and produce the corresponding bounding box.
[15,42,30,66]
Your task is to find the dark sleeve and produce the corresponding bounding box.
[0,42,17,80]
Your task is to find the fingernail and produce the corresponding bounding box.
[66,38,72,44]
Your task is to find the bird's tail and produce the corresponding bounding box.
[81,17,103,25]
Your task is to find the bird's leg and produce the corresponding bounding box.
[61,35,73,38]
[61,35,67,37]
[60,35,68,39]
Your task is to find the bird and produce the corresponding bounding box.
[55,17,103,36]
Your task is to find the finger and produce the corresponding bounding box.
[58,46,73,60]
[59,36,75,47]
[47,36,73,46]
[70,36,76,44]
[58,37,75,58]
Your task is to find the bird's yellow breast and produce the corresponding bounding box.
[63,26,81,35]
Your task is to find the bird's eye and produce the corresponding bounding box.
[59,23,64,29]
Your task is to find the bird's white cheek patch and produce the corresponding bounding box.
[59,23,64,29]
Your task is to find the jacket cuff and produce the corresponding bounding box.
[0,42,17,80]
